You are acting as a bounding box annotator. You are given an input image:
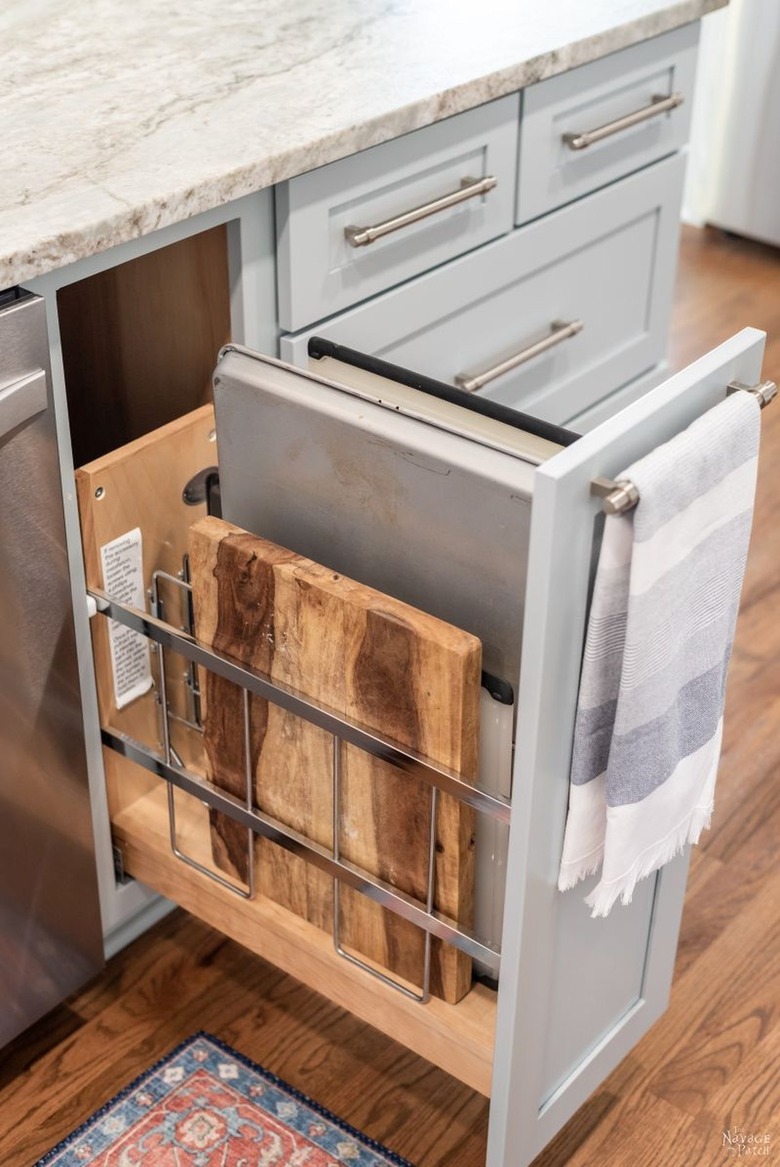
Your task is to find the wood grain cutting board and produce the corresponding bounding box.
[188,515,481,1003]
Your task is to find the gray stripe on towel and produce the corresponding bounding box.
[613,608,742,735]
[605,651,732,806]
[617,512,752,687]
[570,697,618,787]
[576,512,750,711]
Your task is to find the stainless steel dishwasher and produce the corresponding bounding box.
[0,288,103,1046]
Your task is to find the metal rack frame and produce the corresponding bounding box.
[93,584,506,993]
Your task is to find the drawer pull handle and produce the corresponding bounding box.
[0,368,47,439]
[344,175,497,248]
[563,92,684,151]
[455,319,583,394]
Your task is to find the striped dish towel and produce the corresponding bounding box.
[558,391,761,916]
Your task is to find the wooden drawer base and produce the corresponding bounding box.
[112,780,497,1096]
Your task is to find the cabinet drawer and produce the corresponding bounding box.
[516,23,697,225]
[276,96,519,332]
[281,153,686,427]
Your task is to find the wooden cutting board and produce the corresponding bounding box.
[188,515,481,1003]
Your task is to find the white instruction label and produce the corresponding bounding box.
[100,527,153,710]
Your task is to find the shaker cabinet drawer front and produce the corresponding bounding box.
[281,153,686,427]
[516,22,697,226]
[276,95,519,332]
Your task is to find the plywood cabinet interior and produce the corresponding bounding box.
[58,226,231,466]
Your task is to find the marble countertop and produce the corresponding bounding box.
[1,0,724,286]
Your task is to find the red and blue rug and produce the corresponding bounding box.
[35,1032,412,1166]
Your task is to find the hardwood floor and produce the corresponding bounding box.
[1,224,778,1167]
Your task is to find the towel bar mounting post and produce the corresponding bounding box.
[726,379,777,408]
[589,378,776,515]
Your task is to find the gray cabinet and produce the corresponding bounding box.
[64,328,767,1167]
[16,18,757,1167]
[276,24,698,428]
[487,327,765,1163]
[276,96,520,332]
[516,21,697,223]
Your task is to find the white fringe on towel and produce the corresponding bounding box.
[559,392,761,916]
[559,718,721,916]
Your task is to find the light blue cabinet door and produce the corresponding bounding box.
[517,22,698,224]
[488,329,767,1167]
[276,95,519,332]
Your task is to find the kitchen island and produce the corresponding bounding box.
[1,4,738,1166]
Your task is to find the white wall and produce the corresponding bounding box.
[684,0,780,247]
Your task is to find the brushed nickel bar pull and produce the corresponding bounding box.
[344,175,497,248]
[455,319,583,394]
[563,92,684,151]
[590,379,776,515]
[0,368,47,439]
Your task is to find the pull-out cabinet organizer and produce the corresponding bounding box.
[73,328,767,1167]
[75,396,506,1093]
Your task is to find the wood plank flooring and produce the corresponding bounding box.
[1,224,778,1166]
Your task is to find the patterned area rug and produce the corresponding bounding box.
[35,1032,412,1166]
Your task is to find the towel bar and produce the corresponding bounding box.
[590,379,776,514]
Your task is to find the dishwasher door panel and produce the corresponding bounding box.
[0,290,103,1047]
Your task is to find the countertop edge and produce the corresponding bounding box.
[9,0,725,289]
